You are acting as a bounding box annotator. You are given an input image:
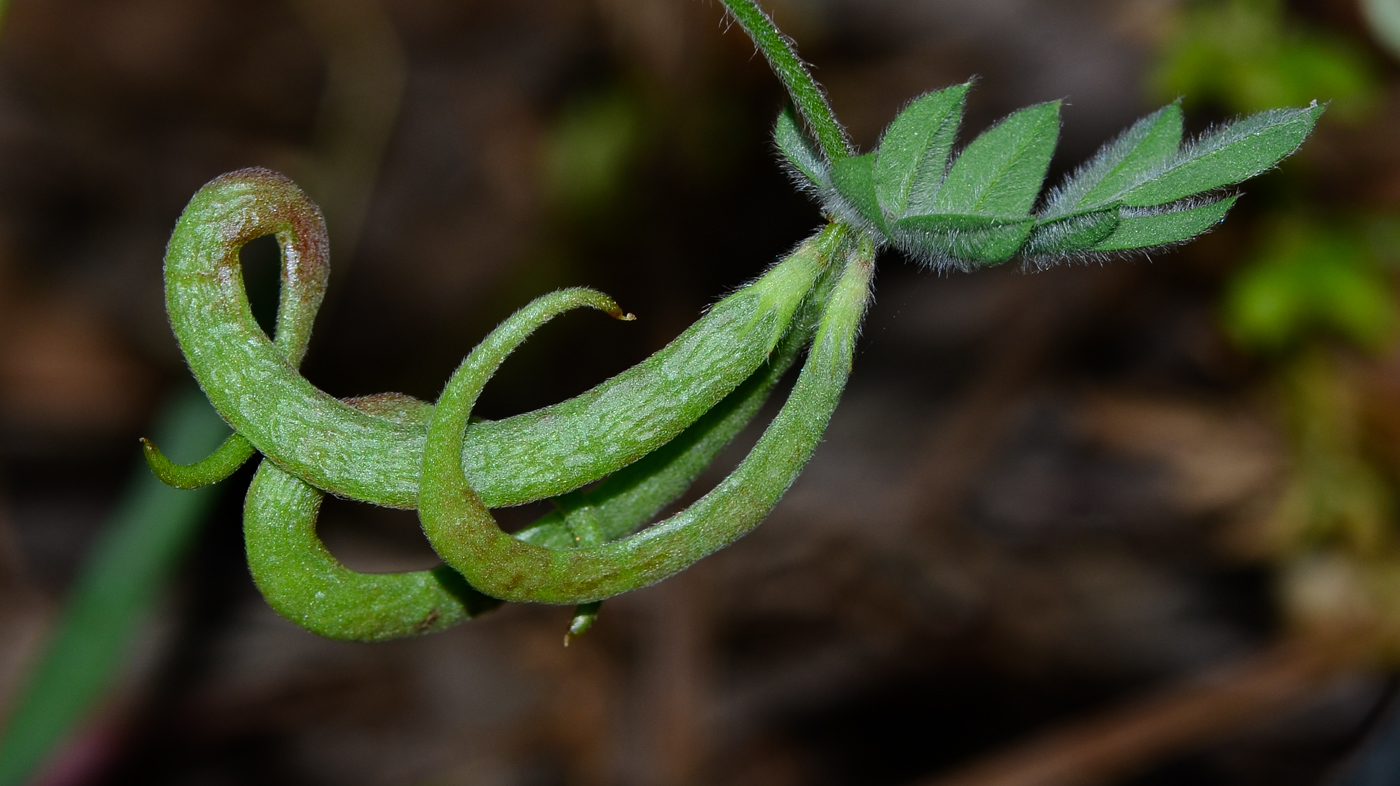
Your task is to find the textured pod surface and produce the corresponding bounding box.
[418,243,874,604]
[243,282,827,640]
[164,169,834,508]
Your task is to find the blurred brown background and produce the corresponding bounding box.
[2,0,1400,784]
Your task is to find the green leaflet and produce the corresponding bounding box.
[1092,197,1237,252]
[419,245,874,605]
[1042,102,1184,217]
[160,169,833,509]
[830,153,886,231]
[774,104,830,190]
[1120,104,1323,207]
[1023,209,1121,257]
[893,214,1035,265]
[931,101,1060,218]
[874,83,969,219]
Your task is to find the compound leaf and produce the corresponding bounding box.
[830,152,887,231]
[1043,103,1183,217]
[931,101,1060,218]
[894,213,1035,265]
[774,105,830,190]
[1092,197,1237,252]
[874,83,969,220]
[1120,103,1323,207]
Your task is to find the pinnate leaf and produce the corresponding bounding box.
[874,83,968,219]
[931,101,1060,218]
[780,76,1318,266]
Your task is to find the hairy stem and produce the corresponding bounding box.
[720,0,851,161]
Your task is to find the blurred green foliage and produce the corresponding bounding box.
[1153,0,1378,121]
[543,89,647,216]
[1161,0,1400,649]
[1272,351,1396,555]
[1225,219,1399,354]
[1182,0,1399,361]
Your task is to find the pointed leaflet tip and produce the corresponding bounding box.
[773,104,831,190]
[1119,103,1324,207]
[931,100,1061,218]
[874,83,970,220]
[1041,102,1184,218]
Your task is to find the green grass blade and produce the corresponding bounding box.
[0,390,230,786]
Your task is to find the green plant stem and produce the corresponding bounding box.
[720,0,851,161]
[0,391,230,786]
